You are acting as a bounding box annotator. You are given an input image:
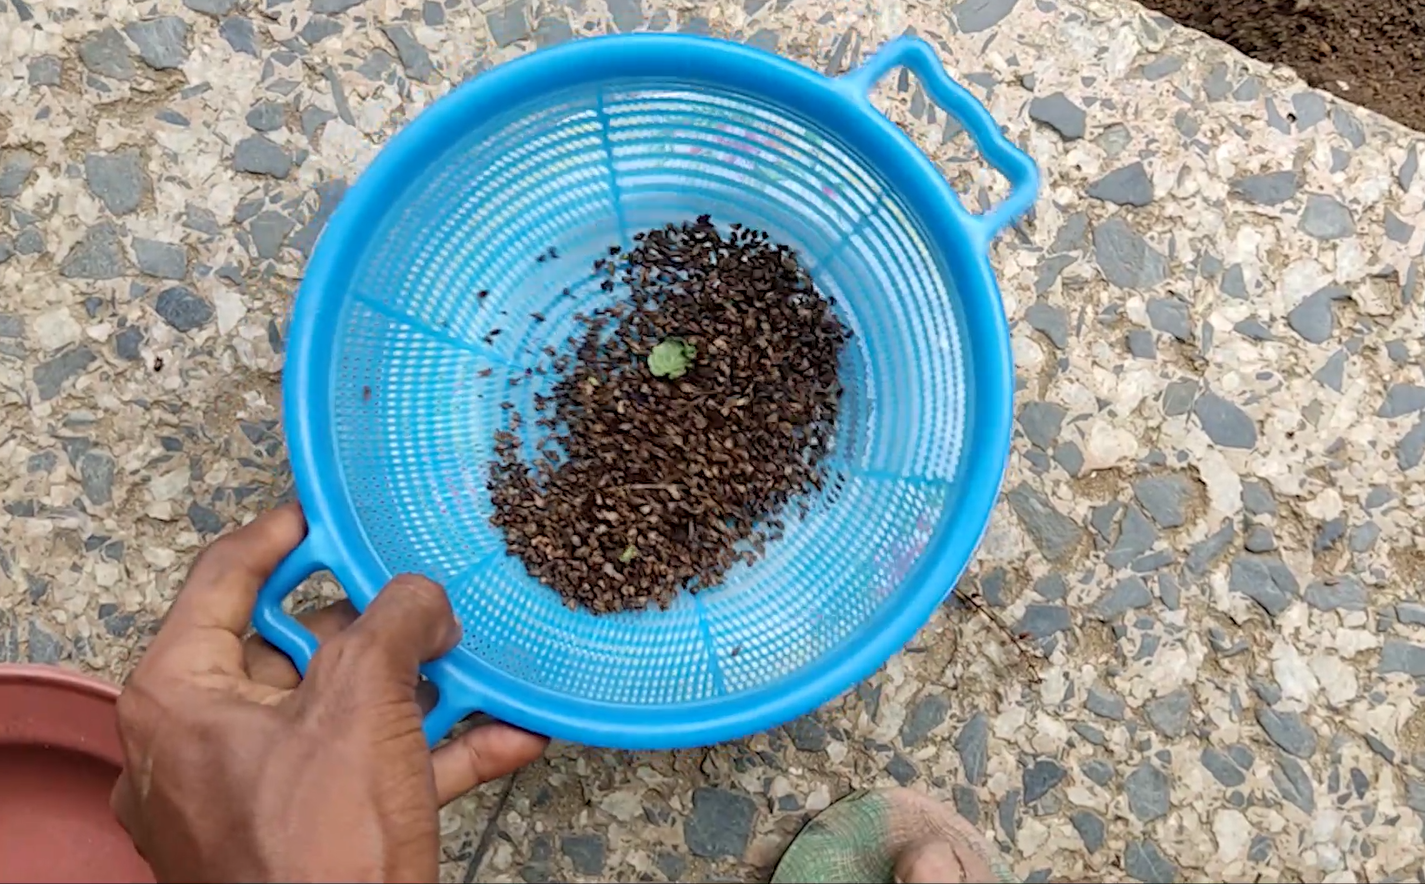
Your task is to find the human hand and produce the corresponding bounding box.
[111,503,547,882]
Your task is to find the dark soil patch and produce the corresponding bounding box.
[1140,0,1425,132]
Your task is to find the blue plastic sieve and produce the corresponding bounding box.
[253,34,1038,749]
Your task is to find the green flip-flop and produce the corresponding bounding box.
[771,788,1018,884]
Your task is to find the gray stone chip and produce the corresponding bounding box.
[132,238,187,280]
[1385,209,1414,245]
[1133,474,1190,528]
[28,55,62,87]
[1127,329,1156,359]
[1093,575,1152,620]
[902,692,951,748]
[953,0,1020,33]
[1125,763,1170,821]
[1299,193,1354,240]
[1022,758,1065,803]
[683,788,756,859]
[1093,217,1167,290]
[1018,401,1065,449]
[1085,686,1126,721]
[0,150,38,199]
[184,0,237,16]
[954,712,989,785]
[1286,285,1344,344]
[1106,505,1156,569]
[1145,688,1191,738]
[250,211,295,261]
[113,327,143,362]
[80,27,136,80]
[1028,93,1086,141]
[1379,639,1425,676]
[1303,577,1366,612]
[301,15,344,45]
[1068,810,1105,853]
[1193,391,1257,449]
[384,24,436,82]
[1080,758,1114,786]
[1228,555,1298,617]
[60,222,127,280]
[1313,348,1347,392]
[155,286,214,332]
[1015,604,1069,640]
[311,0,367,12]
[1201,746,1246,788]
[1146,296,1191,342]
[220,17,259,57]
[79,450,116,505]
[1378,383,1425,418]
[84,149,148,216]
[1400,419,1425,471]
[559,834,605,876]
[1233,318,1272,341]
[1271,753,1315,813]
[246,100,287,132]
[234,135,293,179]
[1024,302,1069,349]
[1006,484,1081,561]
[1255,707,1318,758]
[486,0,532,47]
[1244,526,1275,553]
[1124,839,1178,883]
[1291,92,1328,129]
[33,348,97,401]
[28,621,64,664]
[785,715,828,752]
[124,17,190,70]
[608,0,642,31]
[1230,170,1299,206]
[1087,161,1153,206]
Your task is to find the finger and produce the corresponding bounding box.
[431,721,548,805]
[164,503,307,638]
[320,574,460,684]
[243,600,358,689]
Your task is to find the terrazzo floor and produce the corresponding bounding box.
[3,0,1425,881]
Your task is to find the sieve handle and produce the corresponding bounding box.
[839,36,1039,246]
[252,534,476,746]
[252,533,327,674]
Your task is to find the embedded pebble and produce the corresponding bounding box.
[1087,161,1153,206]
[1193,392,1258,449]
[1255,707,1318,758]
[124,17,190,70]
[1125,763,1170,821]
[234,135,293,179]
[1230,170,1298,205]
[684,788,756,859]
[1028,92,1086,140]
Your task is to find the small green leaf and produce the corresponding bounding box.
[648,337,696,379]
[619,544,638,564]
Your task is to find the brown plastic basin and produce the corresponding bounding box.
[0,665,153,883]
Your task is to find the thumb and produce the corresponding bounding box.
[321,574,461,686]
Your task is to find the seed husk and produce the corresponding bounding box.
[488,216,848,614]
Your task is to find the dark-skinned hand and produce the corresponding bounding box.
[111,503,547,882]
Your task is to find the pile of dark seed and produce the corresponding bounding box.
[487,217,850,614]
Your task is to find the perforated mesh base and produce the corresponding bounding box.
[331,81,968,706]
